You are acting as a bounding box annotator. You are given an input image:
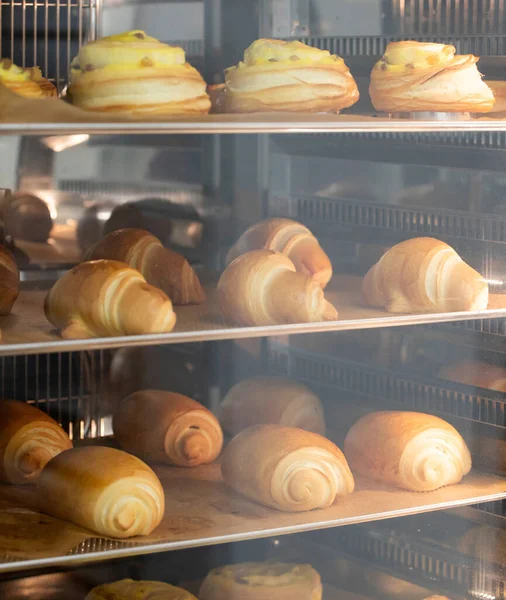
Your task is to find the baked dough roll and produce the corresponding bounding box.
[219,38,359,113]
[86,579,198,600]
[84,228,205,305]
[199,562,322,600]
[69,30,210,115]
[370,41,494,113]
[37,446,165,538]
[113,390,223,467]
[220,376,325,436]
[218,250,338,326]
[0,244,20,315]
[0,400,72,485]
[226,218,332,288]
[44,260,177,339]
[363,237,488,313]
[0,58,56,98]
[344,411,472,492]
[439,361,506,392]
[221,425,354,512]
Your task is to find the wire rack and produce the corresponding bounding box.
[0,0,101,90]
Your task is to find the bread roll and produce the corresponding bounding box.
[0,244,19,315]
[37,446,165,538]
[218,250,338,326]
[0,400,72,484]
[220,377,325,436]
[199,562,322,600]
[69,30,210,115]
[221,425,354,512]
[0,58,56,98]
[44,260,177,338]
[344,411,472,492]
[219,38,359,113]
[0,192,53,243]
[226,218,332,288]
[363,237,488,313]
[113,390,223,467]
[370,41,494,113]
[86,579,197,600]
[439,361,506,392]
[84,228,204,305]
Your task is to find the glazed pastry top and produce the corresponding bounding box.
[375,41,457,72]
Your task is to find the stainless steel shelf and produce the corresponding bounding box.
[0,462,504,574]
[4,277,506,356]
[5,115,506,136]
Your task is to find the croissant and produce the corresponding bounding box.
[86,579,198,600]
[0,244,20,315]
[37,446,165,538]
[439,361,506,392]
[226,218,332,288]
[113,390,223,467]
[69,30,210,115]
[219,38,359,113]
[199,562,323,600]
[44,260,177,339]
[84,228,205,305]
[344,411,472,492]
[220,376,325,436]
[218,250,338,327]
[221,425,354,512]
[363,237,488,313]
[0,400,72,485]
[370,41,494,113]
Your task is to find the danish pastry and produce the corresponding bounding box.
[0,58,56,98]
[218,38,359,113]
[69,30,210,115]
[370,41,494,113]
[86,579,197,600]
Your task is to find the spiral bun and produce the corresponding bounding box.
[221,425,354,512]
[344,411,472,492]
[113,390,223,467]
[37,446,165,538]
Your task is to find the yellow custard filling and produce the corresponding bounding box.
[228,38,343,72]
[70,30,187,76]
[375,41,455,71]
[0,58,43,82]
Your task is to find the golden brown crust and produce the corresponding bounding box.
[84,228,205,305]
[0,400,72,484]
[217,249,338,326]
[344,411,472,492]
[37,446,165,538]
[0,245,19,315]
[220,376,325,436]
[44,259,177,338]
[221,424,354,512]
[226,218,332,288]
[199,563,322,600]
[362,237,489,313]
[113,390,223,467]
[370,41,494,113]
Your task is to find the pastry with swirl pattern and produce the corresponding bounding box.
[0,400,72,485]
[68,30,210,115]
[344,411,472,492]
[221,425,354,512]
[370,41,494,113]
[113,390,223,467]
[218,38,359,113]
[37,446,165,538]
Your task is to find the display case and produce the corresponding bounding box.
[1,1,506,599]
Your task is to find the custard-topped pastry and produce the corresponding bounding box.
[199,562,323,600]
[370,41,494,113]
[69,30,210,115]
[0,58,56,98]
[215,38,359,113]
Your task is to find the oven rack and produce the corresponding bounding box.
[267,342,506,428]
